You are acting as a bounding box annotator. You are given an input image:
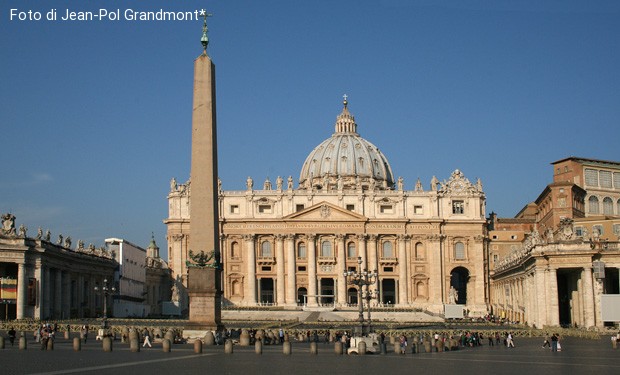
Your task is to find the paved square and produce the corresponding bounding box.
[1,336,618,375]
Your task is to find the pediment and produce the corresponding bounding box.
[284,202,367,221]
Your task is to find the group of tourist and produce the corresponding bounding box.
[542,333,562,351]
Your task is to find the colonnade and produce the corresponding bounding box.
[14,261,112,320]
[236,233,418,307]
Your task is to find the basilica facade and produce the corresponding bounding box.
[166,99,489,315]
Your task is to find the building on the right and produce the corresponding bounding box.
[490,157,620,328]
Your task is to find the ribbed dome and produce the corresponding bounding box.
[299,98,395,190]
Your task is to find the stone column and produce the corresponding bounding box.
[43,267,51,320]
[336,234,346,306]
[547,268,560,326]
[533,268,546,327]
[89,275,96,317]
[582,267,595,328]
[62,272,71,319]
[358,234,368,271]
[398,235,408,306]
[307,234,317,306]
[77,274,84,318]
[366,234,376,274]
[54,269,62,319]
[366,234,376,303]
[285,235,296,306]
[275,235,285,306]
[244,235,256,305]
[16,263,28,319]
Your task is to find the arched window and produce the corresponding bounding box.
[415,242,425,260]
[347,242,356,258]
[454,242,465,260]
[603,197,614,215]
[383,241,393,258]
[261,241,272,257]
[231,241,240,258]
[588,196,600,214]
[297,242,306,259]
[321,241,332,257]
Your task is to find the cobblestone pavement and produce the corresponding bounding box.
[0,336,618,375]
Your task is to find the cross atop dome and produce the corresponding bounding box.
[343,94,348,108]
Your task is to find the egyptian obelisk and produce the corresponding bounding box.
[187,10,222,329]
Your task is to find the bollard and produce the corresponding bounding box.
[194,340,203,354]
[358,340,367,355]
[204,331,215,346]
[255,340,263,355]
[310,341,318,355]
[164,330,175,343]
[64,331,69,340]
[612,338,617,350]
[19,336,27,350]
[102,337,113,352]
[283,341,292,355]
[334,341,343,355]
[73,337,81,351]
[0,336,4,349]
[284,333,289,342]
[47,338,54,351]
[380,342,387,355]
[438,339,445,352]
[423,340,431,353]
[162,339,171,352]
[411,342,417,354]
[130,338,140,352]
[394,340,401,354]
[224,339,234,354]
[239,330,250,346]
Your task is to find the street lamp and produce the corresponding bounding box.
[94,278,116,319]
[343,256,377,336]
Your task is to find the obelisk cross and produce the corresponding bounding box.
[200,9,213,53]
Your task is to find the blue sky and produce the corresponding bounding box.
[2,1,619,259]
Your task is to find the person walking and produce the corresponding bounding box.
[542,334,551,349]
[142,328,152,348]
[8,327,16,346]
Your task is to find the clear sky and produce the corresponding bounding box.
[2,1,619,259]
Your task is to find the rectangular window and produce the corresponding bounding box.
[593,225,604,236]
[346,204,355,211]
[295,204,305,212]
[492,235,498,239]
[380,205,393,214]
[575,226,583,236]
[493,254,498,263]
[258,205,272,213]
[585,168,598,187]
[297,266,306,272]
[614,172,620,189]
[452,201,465,214]
[230,205,239,214]
[383,267,394,272]
[613,224,620,235]
[413,205,423,214]
[261,266,271,272]
[600,170,612,189]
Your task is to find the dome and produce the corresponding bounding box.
[299,98,395,190]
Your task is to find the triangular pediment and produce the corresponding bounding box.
[284,202,367,221]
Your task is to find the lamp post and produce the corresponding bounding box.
[94,278,116,319]
[343,256,377,336]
